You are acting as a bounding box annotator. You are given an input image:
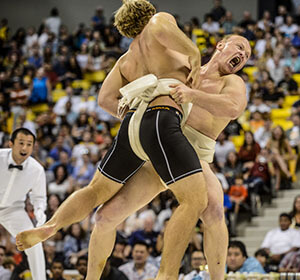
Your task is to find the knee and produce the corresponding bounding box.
[94,207,118,231]
[201,203,224,227]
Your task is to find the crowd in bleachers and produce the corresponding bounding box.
[0,0,300,278]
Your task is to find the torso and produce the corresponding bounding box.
[118,15,235,140]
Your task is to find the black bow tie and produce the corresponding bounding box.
[8,164,23,170]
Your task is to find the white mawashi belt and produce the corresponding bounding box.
[118,74,192,161]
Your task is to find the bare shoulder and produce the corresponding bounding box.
[224,74,245,87]
[148,12,176,26]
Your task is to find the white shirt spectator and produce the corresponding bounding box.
[261,227,300,255]
[279,24,299,37]
[45,17,61,35]
[119,261,158,280]
[248,104,271,114]
[76,53,89,70]
[254,126,272,149]
[48,180,69,200]
[255,39,266,58]
[215,141,236,167]
[202,22,220,34]
[0,266,11,280]
[25,34,38,54]
[73,99,97,114]
[53,96,81,116]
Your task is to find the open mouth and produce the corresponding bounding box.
[229,56,241,68]
[20,152,27,156]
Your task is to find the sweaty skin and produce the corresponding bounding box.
[16,10,251,280]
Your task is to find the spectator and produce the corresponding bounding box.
[48,165,70,200]
[275,5,287,27]
[29,67,52,105]
[27,43,43,69]
[279,15,298,37]
[290,194,300,229]
[286,113,300,153]
[63,223,89,268]
[91,6,106,32]
[210,0,226,22]
[222,11,237,35]
[128,216,159,257]
[266,54,285,85]
[202,14,220,34]
[182,250,207,280]
[53,86,80,116]
[261,78,285,108]
[215,130,236,168]
[100,257,129,280]
[284,46,300,73]
[76,43,89,72]
[227,241,265,273]
[49,135,72,162]
[266,125,294,190]
[44,240,62,270]
[239,11,256,29]
[238,131,261,169]
[49,259,66,280]
[254,118,273,149]
[244,148,274,215]
[261,213,300,265]
[248,94,271,115]
[208,161,228,193]
[291,26,300,48]
[254,248,271,273]
[0,246,11,280]
[45,8,61,36]
[222,151,243,186]
[86,44,107,72]
[249,111,265,133]
[228,175,248,236]
[155,199,178,232]
[73,90,96,114]
[278,66,298,95]
[50,150,74,177]
[257,11,273,31]
[119,242,158,280]
[46,194,62,220]
[75,256,87,279]
[71,148,95,186]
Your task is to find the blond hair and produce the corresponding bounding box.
[114,0,156,38]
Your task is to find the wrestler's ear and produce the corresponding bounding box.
[216,40,225,51]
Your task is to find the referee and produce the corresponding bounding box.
[0,128,47,279]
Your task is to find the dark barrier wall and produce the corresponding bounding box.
[0,0,257,33]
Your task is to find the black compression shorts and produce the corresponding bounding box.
[98,106,202,185]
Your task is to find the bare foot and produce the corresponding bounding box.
[16,225,56,250]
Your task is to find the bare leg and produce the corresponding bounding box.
[86,162,164,279]
[16,172,122,250]
[200,161,228,280]
[156,172,207,280]
[274,154,291,178]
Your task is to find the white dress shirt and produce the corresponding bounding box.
[0,149,46,211]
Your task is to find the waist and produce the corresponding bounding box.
[148,96,182,113]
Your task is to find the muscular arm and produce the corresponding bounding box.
[149,13,200,86]
[149,13,199,60]
[97,57,128,118]
[171,75,247,119]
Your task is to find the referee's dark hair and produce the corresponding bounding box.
[10,128,36,144]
